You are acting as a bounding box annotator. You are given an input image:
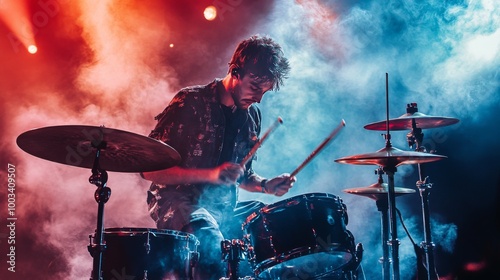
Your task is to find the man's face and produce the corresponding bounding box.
[232,73,274,110]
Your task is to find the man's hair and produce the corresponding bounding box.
[228,35,290,91]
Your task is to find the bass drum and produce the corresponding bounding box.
[92,228,199,280]
[242,193,356,279]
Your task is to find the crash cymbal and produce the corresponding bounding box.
[335,145,446,167]
[364,111,459,131]
[343,182,416,200]
[16,125,181,172]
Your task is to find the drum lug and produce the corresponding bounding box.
[242,234,256,262]
[144,231,151,255]
[87,234,107,257]
[190,250,200,269]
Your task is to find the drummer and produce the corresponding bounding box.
[141,35,296,280]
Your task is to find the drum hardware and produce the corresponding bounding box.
[335,73,447,280]
[16,125,181,280]
[404,103,458,280]
[406,103,439,280]
[145,231,151,255]
[343,168,416,280]
[336,142,443,279]
[89,159,110,280]
[221,239,253,280]
[189,250,200,279]
[365,102,459,280]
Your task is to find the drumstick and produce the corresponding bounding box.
[240,117,283,167]
[290,119,346,177]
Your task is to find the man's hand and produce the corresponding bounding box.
[265,174,296,196]
[214,162,244,185]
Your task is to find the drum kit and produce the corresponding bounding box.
[16,82,459,279]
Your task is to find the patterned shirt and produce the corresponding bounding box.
[147,79,261,230]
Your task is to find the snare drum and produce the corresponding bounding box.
[242,193,355,279]
[91,228,199,280]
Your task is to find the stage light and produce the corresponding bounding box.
[28,45,38,54]
[0,1,35,54]
[169,43,174,48]
[204,6,217,21]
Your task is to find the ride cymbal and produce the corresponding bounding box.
[16,125,180,172]
[364,111,459,131]
[335,145,446,167]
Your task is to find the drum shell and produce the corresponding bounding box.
[94,228,198,280]
[243,193,355,279]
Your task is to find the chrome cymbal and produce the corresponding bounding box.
[335,145,446,167]
[364,111,459,131]
[16,125,181,172]
[343,182,416,200]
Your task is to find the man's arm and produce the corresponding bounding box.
[141,162,244,186]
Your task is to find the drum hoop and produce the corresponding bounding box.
[103,227,198,242]
[253,244,353,276]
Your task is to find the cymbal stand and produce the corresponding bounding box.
[383,73,400,280]
[407,105,439,280]
[383,162,400,280]
[374,168,391,280]
[87,142,111,280]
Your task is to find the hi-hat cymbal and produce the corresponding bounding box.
[364,111,459,131]
[16,125,181,172]
[343,182,416,200]
[335,145,446,167]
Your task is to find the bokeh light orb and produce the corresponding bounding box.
[204,6,217,21]
[28,45,37,54]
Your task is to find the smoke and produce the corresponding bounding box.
[1,0,187,278]
[242,0,499,278]
[1,0,498,279]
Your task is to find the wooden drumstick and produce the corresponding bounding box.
[290,119,346,177]
[240,117,283,167]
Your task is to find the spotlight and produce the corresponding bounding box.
[28,45,38,54]
[204,6,217,21]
